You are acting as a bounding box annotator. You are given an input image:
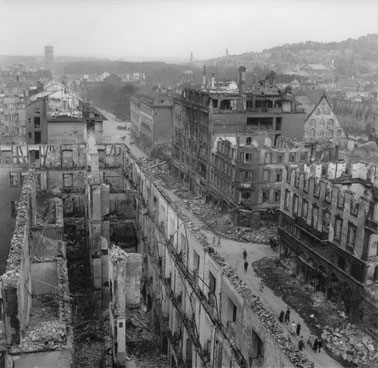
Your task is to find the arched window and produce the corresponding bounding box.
[310,128,316,137]
[327,119,335,128]
[319,130,324,137]
[319,118,325,128]
[327,129,334,137]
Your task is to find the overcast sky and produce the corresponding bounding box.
[0,0,377,61]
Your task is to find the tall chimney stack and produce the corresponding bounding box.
[190,52,193,63]
[238,66,246,92]
[202,65,207,88]
[211,73,215,89]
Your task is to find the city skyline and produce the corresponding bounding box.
[0,0,377,61]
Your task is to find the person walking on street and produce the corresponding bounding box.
[285,307,291,324]
[243,249,247,261]
[260,281,264,292]
[296,321,301,336]
[307,333,315,349]
[317,339,323,353]
[291,321,296,336]
[298,337,305,351]
[244,260,249,272]
[313,337,319,352]
[212,236,216,247]
[217,236,221,247]
[279,310,285,323]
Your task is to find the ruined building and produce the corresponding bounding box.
[123,152,315,368]
[303,95,346,142]
[25,89,106,145]
[171,69,341,226]
[0,170,73,367]
[130,92,173,158]
[279,161,378,327]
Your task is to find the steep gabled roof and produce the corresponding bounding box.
[304,93,331,122]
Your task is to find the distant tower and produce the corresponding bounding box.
[226,48,229,57]
[44,45,54,71]
[190,52,193,63]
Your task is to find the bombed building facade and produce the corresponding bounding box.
[279,161,378,327]
[171,71,343,226]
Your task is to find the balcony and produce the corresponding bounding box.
[294,216,329,242]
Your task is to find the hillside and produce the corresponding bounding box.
[204,34,378,76]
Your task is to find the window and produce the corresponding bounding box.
[28,132,32,139]
[325,184,332,203]
[63,173,73,188]
[246,137,252,145]
[277,153,283,163]
[208,271,216,295]
[263,170,270,182]
[276,169,283,182]
[275,117,282,130]
[227,298,237,322]
[312,205,319,228]
[34,116,40,128]
[313,180,320,197]
[347,223,357,247]
[9,172,18,187]
[284,189,290,210]
[62,150,73,167]
[337,191,345,208]
[322,211,330,233]
[193,250,200,271]
[252,330,264,361]
[302,200,308,219]
[265,152,272,163]
[274,190,281,203]
[334,217,343,242]
[34,131,41,144]
[10,200,18,217]
[262,190,269,203]
[293,194,299,215]
[245,153,251,162]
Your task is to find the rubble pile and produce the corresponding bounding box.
[146,165,277,244]
[1,170,34,287]
[322,325,378,367]
[137,164,315,368]
[126,307,169,368]
[14,294,67,352]
[254,258,378,368]
[109,244,128,264]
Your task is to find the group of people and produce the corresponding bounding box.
[278,308,323,353]
[212,236,221,248]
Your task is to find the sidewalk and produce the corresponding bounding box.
[205,231,343,368]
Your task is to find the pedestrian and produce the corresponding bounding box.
[285,307,290,324]
[279,310,285,323]
[291,321,296,336]
[313,337,318,352]
[298,337,305,351]
[242,249,247,261]
[212,236,216,247]
[217,236,221,247]
[260,281,264,292]
[244,260,249,272]
[307,333,315,348]
[317,339,323,353]
[296,321,301,336]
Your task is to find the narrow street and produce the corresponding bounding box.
[100,109,343,367]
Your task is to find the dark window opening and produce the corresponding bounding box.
[276,117,282,130]
[34,116,41,127]
[34,131,41,144]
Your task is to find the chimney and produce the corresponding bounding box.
[211,73,215,89]
[238,66,246,91]
[202,65,207,88]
